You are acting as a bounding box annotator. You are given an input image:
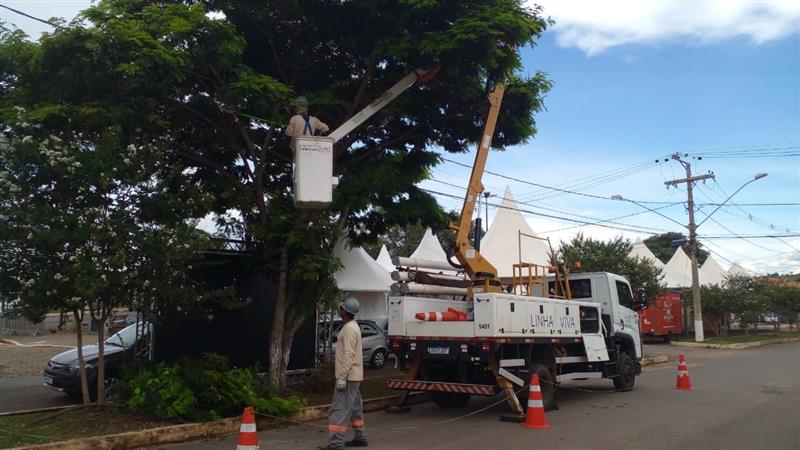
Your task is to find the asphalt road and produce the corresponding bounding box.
[156,341,800,450]
[0,376,77,413]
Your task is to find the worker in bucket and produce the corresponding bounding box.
[285,96,329,137]
[323,297,368,449]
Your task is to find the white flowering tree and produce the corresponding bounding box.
[0,116,213,404]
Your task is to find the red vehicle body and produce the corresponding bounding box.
[638,291,683,341]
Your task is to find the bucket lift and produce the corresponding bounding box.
[292,66,440,208]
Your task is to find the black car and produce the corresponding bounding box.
[43,322,151,401]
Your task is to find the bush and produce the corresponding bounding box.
[121,353,304,421]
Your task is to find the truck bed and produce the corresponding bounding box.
[388,293,603,340]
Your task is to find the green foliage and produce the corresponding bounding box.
[643,232,709,265]
[122,354,304,421]
[125,363,198,420]
[1,0,553,385]
[698,277,800,336]
[558,233,664,300]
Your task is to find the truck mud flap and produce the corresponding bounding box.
[386,379,495,396]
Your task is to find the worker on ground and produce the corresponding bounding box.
[285,96,329,137]
[323,297,367,449]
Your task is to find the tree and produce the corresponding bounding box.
[1,0,552,387]
[558,233,664,300]
[644,232,709,265]
[767,282,800,330]
[0,111,215,403]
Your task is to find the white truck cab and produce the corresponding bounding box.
[548,272,643,359]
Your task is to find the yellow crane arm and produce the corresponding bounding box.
[450,84,505,289]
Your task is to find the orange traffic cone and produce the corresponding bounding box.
[521,374,550,429]
[675,354,694,390]
[237,406,259,450]
[415,308,467,321]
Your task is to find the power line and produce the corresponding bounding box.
[439,157,800,207]
[699,234,800,240]
[421,187,667,234]
[441,157,669,204]
[0,3,63,29]
[421,187,799,240]
[427,176,675,233]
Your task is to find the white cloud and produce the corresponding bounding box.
[531,0,800,55]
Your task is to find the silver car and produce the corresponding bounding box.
[321,320,390,369]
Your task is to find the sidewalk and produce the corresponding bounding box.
[0,332,79,378]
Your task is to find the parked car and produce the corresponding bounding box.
[43,322,151,401]
[319,320,390,370]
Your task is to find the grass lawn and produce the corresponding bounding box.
[0,406,169,449]
[702,331,800,345]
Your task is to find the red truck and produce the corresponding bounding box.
[638,291,683,342]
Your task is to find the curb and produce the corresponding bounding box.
[1,338,75,349]
[670,337,799,350]
[12,392,429,450]
[641,355,669,366]
[0,405,80,418]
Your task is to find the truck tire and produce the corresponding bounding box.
[430,391,471,408]
[518,364,557,411]
[613,352,636,391]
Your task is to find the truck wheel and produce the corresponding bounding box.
[613,352,636,391]
[430,391,471,408]
[662,333,673,343]
[518,364,557,411]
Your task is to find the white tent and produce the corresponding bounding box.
[375,244,395,273]
[409,228,450,263]
[662,247,695,288]
[727,262,753,279]
[480,186,550,277]
[699,255,727,286]
[628,238,666,271]
[333,239,393,321]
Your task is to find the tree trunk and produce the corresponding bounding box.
[72,309,90,404]
[268,246,290,389]
[95,313,107,404]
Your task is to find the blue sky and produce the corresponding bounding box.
[2,1,799,274]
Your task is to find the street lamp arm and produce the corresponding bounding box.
[611,195,688,229]
[695,174,767,229]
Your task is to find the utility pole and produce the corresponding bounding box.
[664,153,715,342]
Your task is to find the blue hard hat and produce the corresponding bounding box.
[340,297,360,315]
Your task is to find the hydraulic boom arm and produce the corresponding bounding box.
[327,65,440,143]
[450,84,505,291]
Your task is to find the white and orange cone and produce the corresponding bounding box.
[521,374,550,429]
[675,354,695,390]
[237,406,259,450]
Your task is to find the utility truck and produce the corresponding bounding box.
[385,81,647,418]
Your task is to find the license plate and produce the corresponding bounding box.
[428,345,449,355]
[43,375,53,385]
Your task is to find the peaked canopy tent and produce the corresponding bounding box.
[628,238,666,271]
[727,262,753,279]
[406,228,458,275]
[699,255,727,286]
[662,247,695,288]
[409,228,450,262]
[333,239,393,321]
[375,244,395,273]
[480,186,550,277]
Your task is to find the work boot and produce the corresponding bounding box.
[345,438,369,447]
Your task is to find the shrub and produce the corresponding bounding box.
[121,353,304,421]
[124,363,197,420]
